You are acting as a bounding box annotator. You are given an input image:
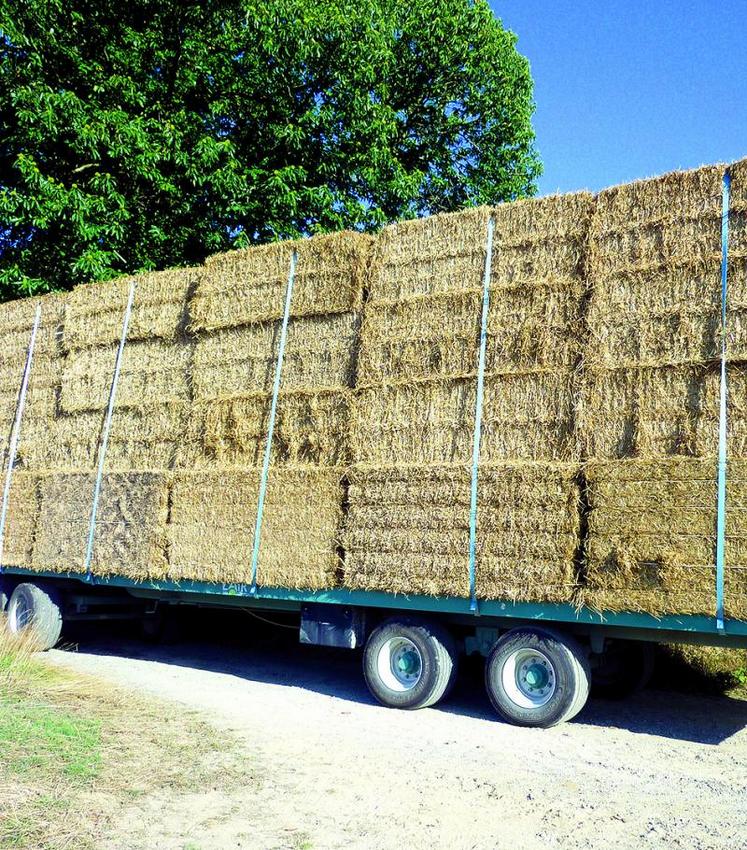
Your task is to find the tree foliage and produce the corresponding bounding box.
[0,0,540,299]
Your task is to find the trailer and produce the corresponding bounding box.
[3,568,747,729]
[2,165,746,729]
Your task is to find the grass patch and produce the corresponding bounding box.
[0,623,255,849]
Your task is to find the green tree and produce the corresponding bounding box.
[0,0,540,299]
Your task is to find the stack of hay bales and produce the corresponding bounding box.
[167,233,371,589]
[580,161,747,617]
[0,293,68,568]
[344,195,593,602]
[5,269,196,579]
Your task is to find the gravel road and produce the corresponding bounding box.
[47,617,747,850]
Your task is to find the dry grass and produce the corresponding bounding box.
[0,624,255,850]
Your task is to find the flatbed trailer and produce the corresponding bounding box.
[3,565,747,728]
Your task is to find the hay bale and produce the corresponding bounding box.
[60,340,191,413]
[351,373,577,465]
[192,313,358,401]
[342,462,579,601]
[18,403,188,471]
[177,390,350,468]
[191,232,371,331]
[0,472,39,568]
[32,472,169,578]
[167,466,343,588]
[578,363,747,460]
[64,267,196,350]
[584,458,747,618]
[357,286,582,384]
[366,195,592,305]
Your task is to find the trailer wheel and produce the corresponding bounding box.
[6,582,63,650]
[363,617,458,710]
[0,579,8,614]
[485,627,590,728]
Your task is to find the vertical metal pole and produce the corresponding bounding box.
[715,170,731,632]
[84,280,136,579]
[468,217,495,613]
[0,306,41,572]
[249,250,298,593]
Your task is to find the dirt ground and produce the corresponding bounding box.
[45,614,747,850]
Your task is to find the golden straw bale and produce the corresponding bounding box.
[342,462,579,601]
[579,363,747,460]
[352,373,576,465]
[18,403,188,471]
[32,472,169,579]
[730,156,747,211]
[0,472,39,568]
[367,208,491,303]
[60,340,191,413]
[592,165,724,235]
[64,267,197,350]
[583,458,747,618]
[178,390,350,468]
[192,312,358,400]
[358,285,582,383]
[191,232,371,331]
[167,466,343,589]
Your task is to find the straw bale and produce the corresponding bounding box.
[0,292,67,362]
[178,390,349,468]
[191,232,371,331]
[32,472,169,578]
[584,458,747,618]
[358,285,582,383]
[18,403,188,471]
[351,373,576,465]
[192,313,358,401]
[60,341,191,413]
[64,267,197,350]
[592,165,724,236]
[579,363,747,460]
[492,192,594,243]
[342,462,579,601]
[167,467,342,588]
[0,472,39,568]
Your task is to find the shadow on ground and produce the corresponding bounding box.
[60,607,747,747]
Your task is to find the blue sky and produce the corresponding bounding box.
[491,1,747,195]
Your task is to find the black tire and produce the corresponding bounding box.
[363,617,458,710]
[0,578,9,613]
[6,582,63,650]
[592,640,656,700]
[485,627,591,728]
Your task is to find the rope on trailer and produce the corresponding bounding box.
[249,249,298,594]
[0,306,41,573]
[715,169,731,632]
[468,216,495,613]
[84,280,136,580]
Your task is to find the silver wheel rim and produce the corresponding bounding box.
[8,593,32,633]
[377,637,423,692]
[501,648,556,709]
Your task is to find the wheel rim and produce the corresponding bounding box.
[377,637,423,692]
[8,593,32,633]
[501,648,556,709]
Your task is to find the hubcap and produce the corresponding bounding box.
[501,648,557,709]
[377,637,423,692]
